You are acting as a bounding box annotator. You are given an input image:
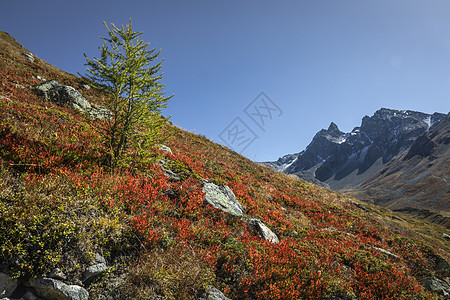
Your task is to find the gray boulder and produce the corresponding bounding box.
[249,218,279,243]
[82,263,107,283]
[36,80,91,110]
[436,256,450,277]
[35,80,111,120]
[158,144,173,154]
[48,268,67,281]
[202,183,244,217]
[22,290,39,300]
[87,105,112,120]
[200,287,231,300]
[0,273,18,298]
[30,277,88,300]
[350,201,368,212]
[158,160,180,181]
[36,80,61,95]
[93,253,106,264]
[162,167,181,181]
[22,52,35,63]
[422,276,450,297]
[81,253,108,283]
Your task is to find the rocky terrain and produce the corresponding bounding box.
[344,113,450,228]
[1,31,449,299]
[264,108,449,227]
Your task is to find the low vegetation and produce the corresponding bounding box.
[0,30,449,299]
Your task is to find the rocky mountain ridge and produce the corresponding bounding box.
[266,108,445,187]
[263,108,449,226]
[345,112,450,227]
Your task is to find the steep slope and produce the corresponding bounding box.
[344,113,450,228]
[1,31,449,299]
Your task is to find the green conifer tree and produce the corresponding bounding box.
[84,19,171,167]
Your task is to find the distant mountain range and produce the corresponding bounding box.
[262,108,450,227]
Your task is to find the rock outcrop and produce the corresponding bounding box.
[422,276,450,297]
[35,80,111,120]
[22,52,34,63]
[0,273,18,298]
[81,253,108,284]
[29,277,88,300]
[248,218,279,243]
[202,183,244,217]
[200,287,231,300]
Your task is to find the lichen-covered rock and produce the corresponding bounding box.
[82,253,108,283]
[158,160,181,181]
[35,80,61,96]
[202,183,244,217]
[30,277,88,300]
[158,144,172,154]
[35,80,111,120]
[87,104,112,120]
[22,52,34,62]
[422,276,450,297]
[36,80,90,110]
[0,273,18,298]
[82,263,107,284]
[200,287,231,300]
[93,253,106,264]
[249,218,279,243]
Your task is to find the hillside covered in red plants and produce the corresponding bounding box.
[1,31,449,299]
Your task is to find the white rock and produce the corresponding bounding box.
[158,144,172,154]
[373,247,399,259]
[22,52,34,62]
[249,218,279,243]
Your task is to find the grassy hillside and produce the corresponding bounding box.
[1,31,449,299]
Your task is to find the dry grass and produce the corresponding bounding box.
[126,244,214,300]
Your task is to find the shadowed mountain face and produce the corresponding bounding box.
[263,109,449,226]
[345,113,450,227]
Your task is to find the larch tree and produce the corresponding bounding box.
[83,19,171,167]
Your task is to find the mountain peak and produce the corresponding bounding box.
[268,107,447,185]
[327,122,339,132]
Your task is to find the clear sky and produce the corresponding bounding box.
[2,1,450,161]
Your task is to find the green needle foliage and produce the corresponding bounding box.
[84,19,172,167]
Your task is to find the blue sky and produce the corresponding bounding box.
[2,1,450,161]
